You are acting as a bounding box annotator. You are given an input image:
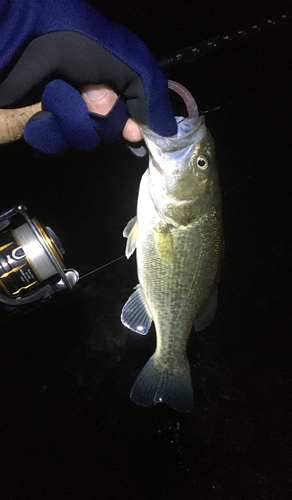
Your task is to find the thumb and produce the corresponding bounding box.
[81,84,117,115]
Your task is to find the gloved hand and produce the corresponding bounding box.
[0,0,177,154]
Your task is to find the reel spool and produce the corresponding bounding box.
[0,205,79,313]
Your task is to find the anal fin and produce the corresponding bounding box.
[121,285,152,335]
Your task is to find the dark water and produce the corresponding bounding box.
[0,1,292,498]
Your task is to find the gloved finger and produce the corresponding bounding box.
[24,110,71,154]
[82,85,143,143]
[24,80,130,154]
[0,32,176,137]
[41,79,100,150]
[24,80,100,154]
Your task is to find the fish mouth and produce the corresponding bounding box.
[143,113,209,226]
[141,115,206,157]
[143,115,207,178]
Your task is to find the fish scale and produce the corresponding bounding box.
[138,200,221,364]
[122,105,223,412]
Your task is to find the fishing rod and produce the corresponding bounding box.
[1,11,290,313]
[157,12,291,70]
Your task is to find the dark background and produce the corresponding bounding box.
[0,0,292,498]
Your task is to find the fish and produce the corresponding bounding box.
[121,82,223,412]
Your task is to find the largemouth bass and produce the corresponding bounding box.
[122,82,223,412]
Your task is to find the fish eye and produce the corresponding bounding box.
[197,155,209,170]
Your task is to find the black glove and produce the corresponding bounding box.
[0,0,177,154]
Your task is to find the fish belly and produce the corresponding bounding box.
[130,171,222,411]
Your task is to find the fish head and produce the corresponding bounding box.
[141,116,221,226]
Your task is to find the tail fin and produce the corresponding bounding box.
[130,354,194,412]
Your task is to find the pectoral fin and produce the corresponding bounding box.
[154,225,173,262]
[123,216,138,258]
[121,285,152,335]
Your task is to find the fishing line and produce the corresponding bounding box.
[221,146,292,197]
[222,168,265,197]
[78,149,291,279]
[78,139,292,280]
[79,255,125,280]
